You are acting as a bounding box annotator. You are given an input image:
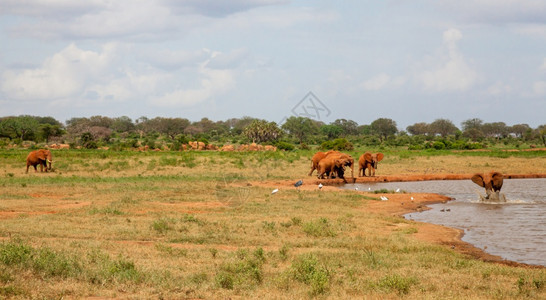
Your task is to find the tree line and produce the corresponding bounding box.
[1,115,545,150]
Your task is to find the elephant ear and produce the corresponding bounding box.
[490,172,504,191]
[376,153,384,162]
[364,152,372,162]
[36,151,46,160]
[471,173,486,187]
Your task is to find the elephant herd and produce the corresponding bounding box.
[25,148,506,202]
[308,150,384,183]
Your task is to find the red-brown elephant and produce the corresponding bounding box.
[316,152,354,183]
[308,150,338,176]
[26,149,53,173]
[358,152,384,177]
[471,171,504,200]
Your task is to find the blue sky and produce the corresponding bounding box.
[1,0,545,130]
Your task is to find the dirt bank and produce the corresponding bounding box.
[251,174,545,269]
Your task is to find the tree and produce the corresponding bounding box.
[226,116,256,135]
[320,124,343,139]
[243,120,283,143]
[429,119,458,137]
[510,124,530,138]
[39,124,64,143]
[0,116,39,141]
[406,122,429,135]
[482,122,508,138]
[281,117,319,143]
[111,116,135,133]
[536,125,546,146]
[332,119,359,136]
[461,118,483,132]
[462,128,484,141]
[88,115,113,128]
[370,118,398,141]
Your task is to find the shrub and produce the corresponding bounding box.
[377,274,418,295]
[215,248,265,289]
[431,141,445,150]
[275,141,295,151]
[302,218,337,237]
[291,253,330,295]
[320,138,353,151]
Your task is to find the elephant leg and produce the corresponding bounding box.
[308,165,315,176]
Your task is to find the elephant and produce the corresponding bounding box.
[471,171,505,201]
[358,152,384,177]
[26,149,53,173]
[308,150,338,176]
[317,153,353,183]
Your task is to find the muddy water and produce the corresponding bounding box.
[343,179,546,266]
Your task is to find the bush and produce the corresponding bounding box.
[291,254,330,295]
[275,141,295,151]
[215,247,265,290]
[320,138,353,151]
[302,218,337,237]
[431,141,445,150]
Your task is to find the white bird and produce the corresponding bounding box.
[271,188,279,194]
[368,187,371,191]
[410,196,414,201]
[380,196,388,201]
[318,183,323,190]
[395,188,400,193]
[354,187,359,191]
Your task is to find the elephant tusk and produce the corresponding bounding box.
[47,159,52,163]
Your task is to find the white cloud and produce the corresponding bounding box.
[417,29,479,92]
[360,73,406,91]
[486,81,512,96]
[1,43,115,101]
[1,42,238,108]
[153,66,235,107]
[512,24,546,39]
[361,74,390,91]
[434,0,546,24]
[540,58,546,71]
[532,81,546,95]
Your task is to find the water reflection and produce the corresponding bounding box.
[342,179,546,266]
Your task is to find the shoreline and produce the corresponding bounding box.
[252,173,546,269]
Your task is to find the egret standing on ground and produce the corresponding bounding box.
[318,183,323,190]
[271,188,279,194]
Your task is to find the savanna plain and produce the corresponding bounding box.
[1,148,545,299]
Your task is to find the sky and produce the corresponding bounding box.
[1,0,545,130]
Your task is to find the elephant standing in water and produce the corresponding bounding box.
[471,171,505,201]
[26,149,53,173]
